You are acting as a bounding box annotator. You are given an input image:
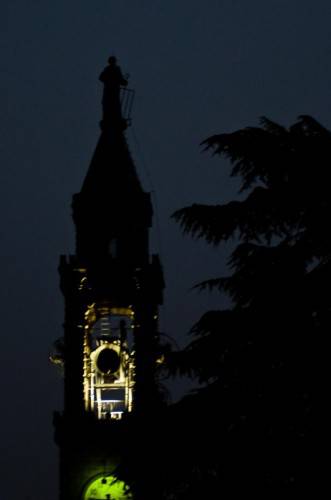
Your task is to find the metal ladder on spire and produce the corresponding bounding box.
[120,87,135,126]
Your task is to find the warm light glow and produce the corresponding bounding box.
[156,354,165,365]
[79,276,88,291]
[82,305,135,418]
[84,303,97,325]
[101,400,123,403]
[110,307,134,318]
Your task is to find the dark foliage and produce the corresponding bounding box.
[167,116,323,493]
[117,116,325,497]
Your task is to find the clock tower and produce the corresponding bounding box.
[53,57,164,500]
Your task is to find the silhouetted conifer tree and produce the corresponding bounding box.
[166,116,323,492]
[117,116,323,498]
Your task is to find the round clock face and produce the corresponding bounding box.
[96,347,121,375]
[83,475,131,500]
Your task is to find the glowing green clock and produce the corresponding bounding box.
[83,475,131,500]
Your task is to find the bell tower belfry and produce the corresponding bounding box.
[53,57,164,500]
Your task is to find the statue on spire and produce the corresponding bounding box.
[99,56,128,130]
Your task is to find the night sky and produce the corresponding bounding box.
[1,1,330,499]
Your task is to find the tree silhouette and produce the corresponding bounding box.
[115,116,324,497]
[168,116,324,490]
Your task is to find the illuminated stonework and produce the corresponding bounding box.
[54,58,165,500]
[83,475,131,500]
[83,305,135,419]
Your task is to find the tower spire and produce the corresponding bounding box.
[72,58,152,262]
[55,57,164,500]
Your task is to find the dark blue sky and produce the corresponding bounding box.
[1,1,330,498]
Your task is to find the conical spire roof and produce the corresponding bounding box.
[80,127,143,199]
[80,56,143,200]
[72,58,152,260]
